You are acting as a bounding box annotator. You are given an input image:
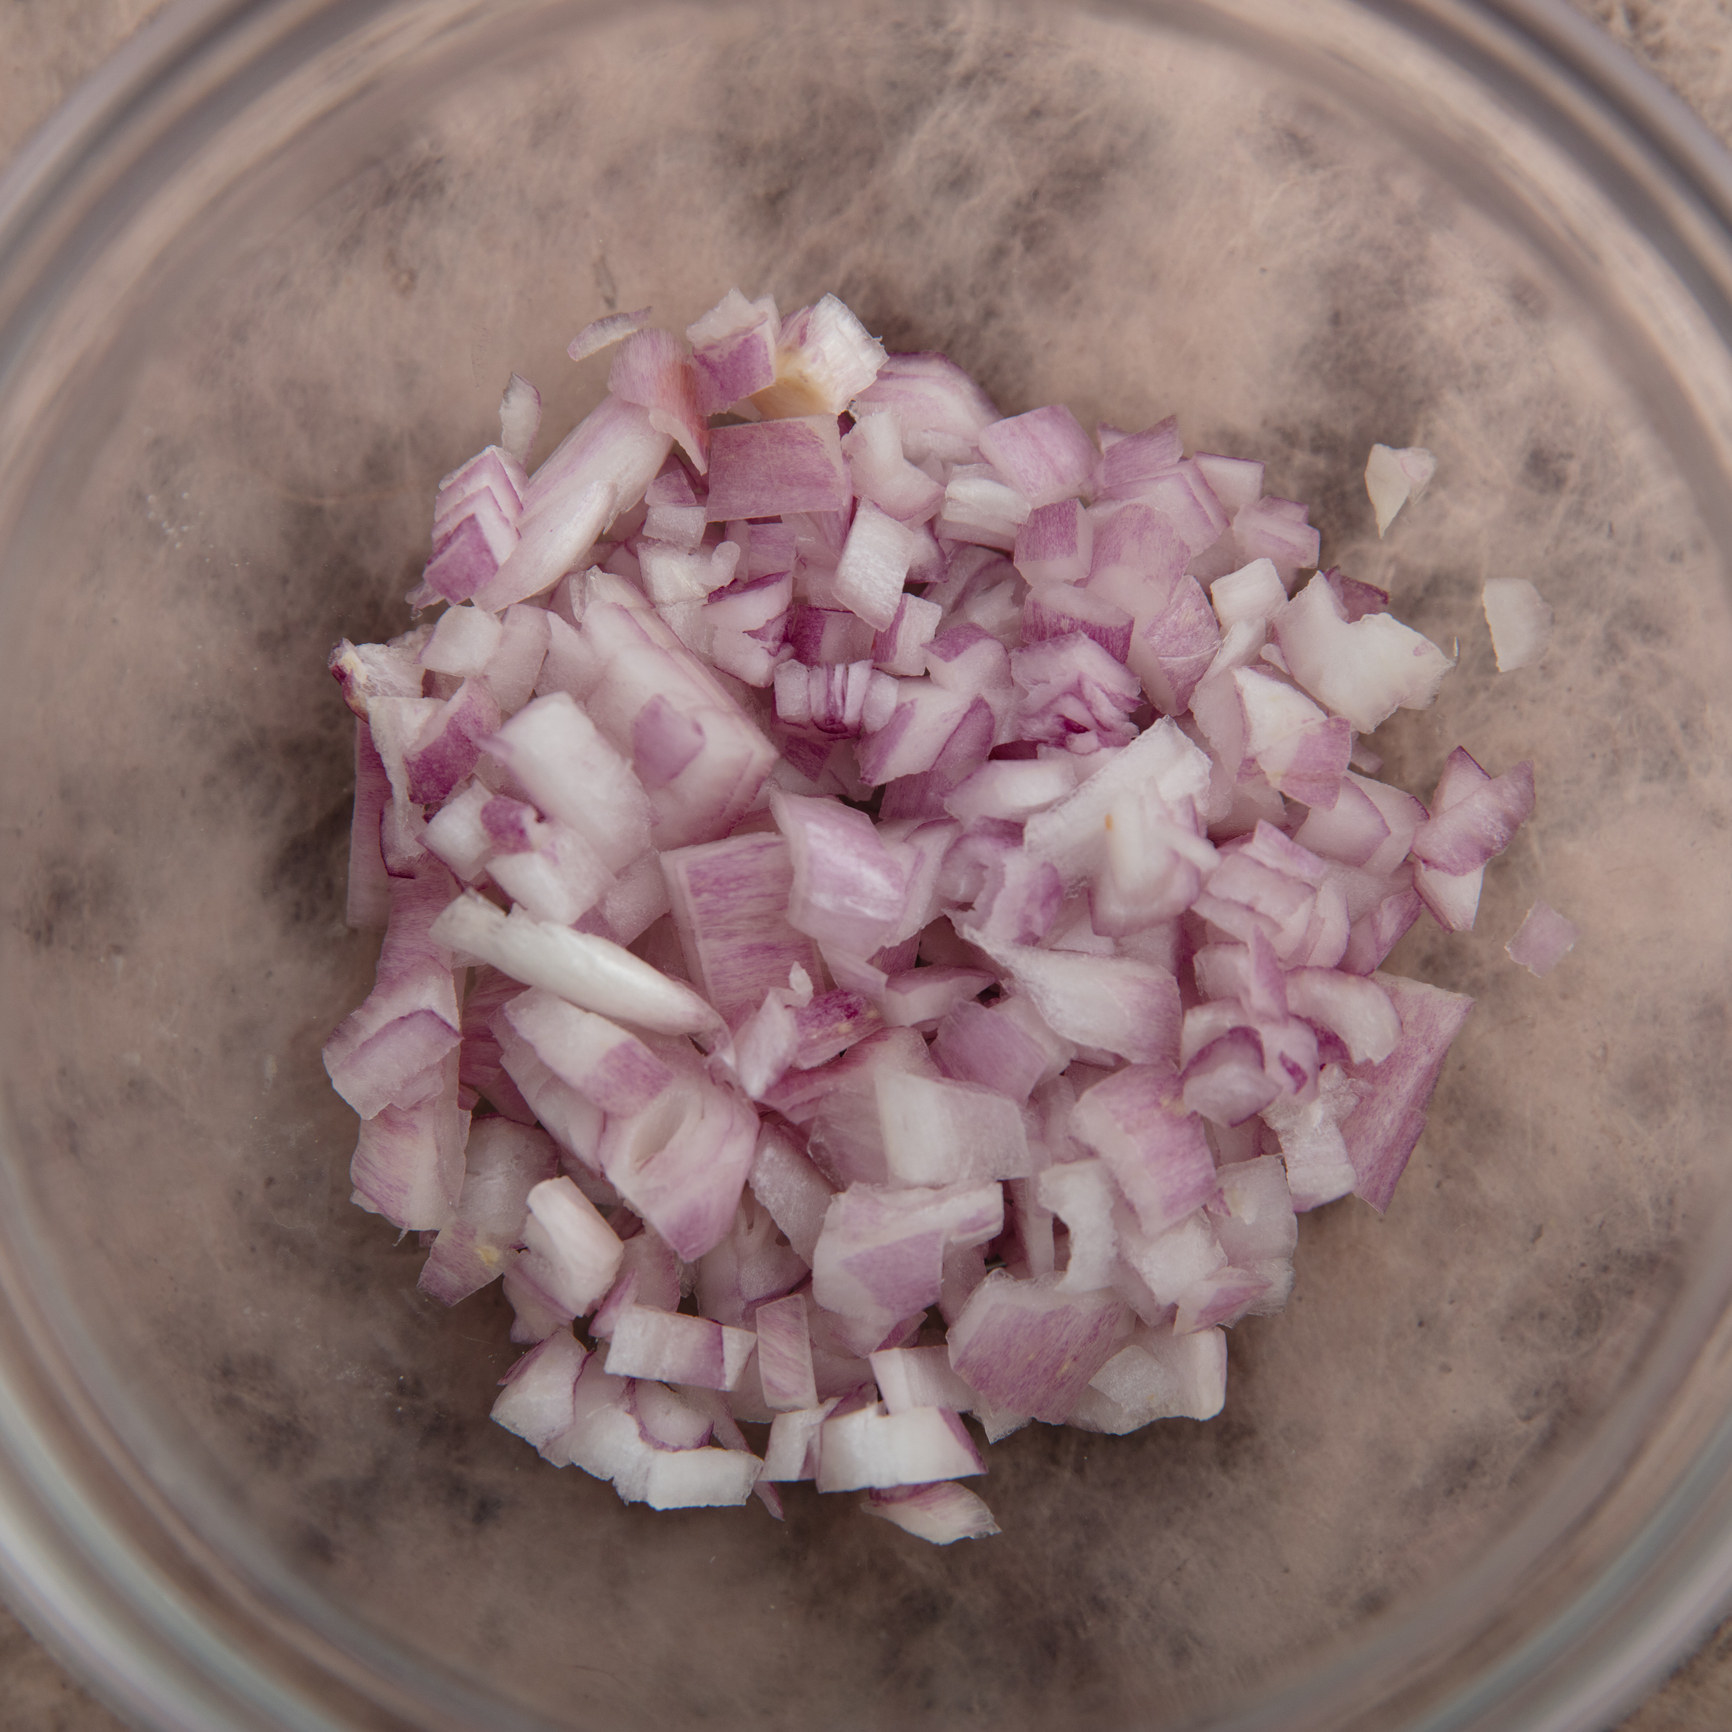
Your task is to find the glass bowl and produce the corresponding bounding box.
[2,1,1732,1728]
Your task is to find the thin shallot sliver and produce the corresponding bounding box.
[1365,443,1436,536]
[1483,577,1553,672]
[863,1481,1001,1544]
[568,307,654,363]
[430,891,722,1038]
[331,286,1540,1551]
[1506,900,1578,976]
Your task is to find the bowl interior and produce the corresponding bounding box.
[3,1,1732,1727]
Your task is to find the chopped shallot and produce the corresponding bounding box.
[1506,900,1578,976]
[1482,576,1553,671]
[1365,442,1436,536]
[327,290,1545,1546]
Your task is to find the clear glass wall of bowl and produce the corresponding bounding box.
[1,2,1731,1728]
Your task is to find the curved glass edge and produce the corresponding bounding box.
[0,0,393,455]
[0,1230,560,1732]
[1439,1398,1732,1732]
[0,9,566,1730]
[1344,9,1732,1725]
[0,0,285,327]
[0,1,1730,1729]
[1476,0,1732,241]
[0,0,241,234]
[0,1264,331,1732]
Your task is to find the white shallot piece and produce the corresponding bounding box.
[1482,576,1554,672]
[325,289,1545,1543]
[1365,442,1437,536]
[1506,900,1578,976]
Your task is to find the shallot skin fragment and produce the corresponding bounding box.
[1506,900,1578,976]
[328,287,1538,1546]
[1482,577,1553,672]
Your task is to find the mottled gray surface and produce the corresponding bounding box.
[2,1,1732,1729]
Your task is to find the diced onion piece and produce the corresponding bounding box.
[851,351,998,460]
[1273,573,1453,733]
[1014,498,1093,586]
[497,990,674,1115]
[346,724,393,928]
[498,373,543,465]
[491,1331,588,1458]
[348,1057,466,1230]
[1282,969,1401,1064]
[1036,1160,1121,1292]
[1340,974,1475,1212]
[1070,1326,1226,1432]
[479,397,671,609]
[876,1072,1033,1185]
[599,1077,759,1261]
[747,1126,834,1264]
[633,1381,715,1449]
[755,1293,819,1411]
[661,833,824,1028]
[1070,1064,1215,1237]
[642,1446,764,1511]
[815,1403,984,1491]
[1261,1066,1361,1211]
[1211,1157,1298,1264]
[1208,559,1286,631]
[421,1119,559,1305]
[977,405,1098,509]
[609,327,709,475]
[752,294,886,419]
[1193,454,1263,515]
[1506,900,1578,976]
[868,1345,977,1414]
[947,1272,1127,1425]
[484,691,651,873]
[420,603,503,676]
[687,289,780,413]
[706,416,850,520]
[771,788,908,957]
[518,1176,625,1318]
[833,500,920,630]
[762,1401,839,1482]
[1483,576,1554,672]
[430,891,722,1037]
[976,942,1181,1068]
[879,966,993,1029]
[567,306,654,363]
[812,1180,1002,1330]
[863,1481,1001,1544]
[604,1305,756,1391]
[1364,443,1436,536]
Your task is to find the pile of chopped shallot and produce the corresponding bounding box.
[324,289,1547,1545]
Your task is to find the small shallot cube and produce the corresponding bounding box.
[863,1481,1001,1544]
[815,1403,984,1492]
[1506,900,1578,976]
[492,1330,588,1459]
